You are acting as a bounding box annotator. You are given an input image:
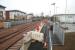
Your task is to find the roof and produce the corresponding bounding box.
[0,5,6,8]
[53,14,75,16]
[28,13,33,15]
[6,10,26,14]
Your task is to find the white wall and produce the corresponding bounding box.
[57,15,75,23]
[9,11,26,20]
[27,15,32,19]
[9,12,15,19]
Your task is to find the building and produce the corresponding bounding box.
[27,14,33,19]
[6,10,27,20]
[52,14,75,23]
[0,5,6,20]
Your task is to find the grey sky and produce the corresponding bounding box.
[0,0,75,15]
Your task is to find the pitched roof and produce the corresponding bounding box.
[53,14,75,16]
[6,10,26,14]
[0,5,6,8]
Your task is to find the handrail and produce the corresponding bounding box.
[48,31,52,50]
[46,25,52,50]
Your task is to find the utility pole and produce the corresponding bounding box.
[65,0,67,14]
[65,0,67,32]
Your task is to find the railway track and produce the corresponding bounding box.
[0,21,41,50]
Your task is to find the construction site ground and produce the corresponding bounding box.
[53,32,75,50]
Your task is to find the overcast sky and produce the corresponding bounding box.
[0,0,75,16]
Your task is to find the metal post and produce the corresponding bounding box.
[48,31,52,50]
[65,0,67,32]
[65,0,67,14]
[54,4,55,15]
[51,3,56,22]
[46,25,52,50]
[54,4,56,22]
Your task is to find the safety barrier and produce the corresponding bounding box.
[47,26,52,50]
[48,31,52,50]
[53,22,64,45]
[48,31,53,50]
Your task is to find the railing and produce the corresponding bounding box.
[42,25,52,50]
[47,31,52,50]
[46,21,64,50]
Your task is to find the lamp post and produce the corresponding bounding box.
[51,3,56,15]
[51,3,56,22]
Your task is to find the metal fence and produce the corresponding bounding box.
[3,19,32,28]
[53,22,64,45]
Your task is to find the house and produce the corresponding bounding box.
[0,5,6,20]
[0,5,6,28]
[6,10,26,20]
[27,14,33,19]
[52,14,75,23]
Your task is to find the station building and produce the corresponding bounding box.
[52,14,75,23]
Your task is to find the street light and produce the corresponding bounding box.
[51,3,56,14]
[51,3,56,22]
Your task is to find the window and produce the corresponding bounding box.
[0,11,3,17]
[68,16,73,18]
[0,11,3,20]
